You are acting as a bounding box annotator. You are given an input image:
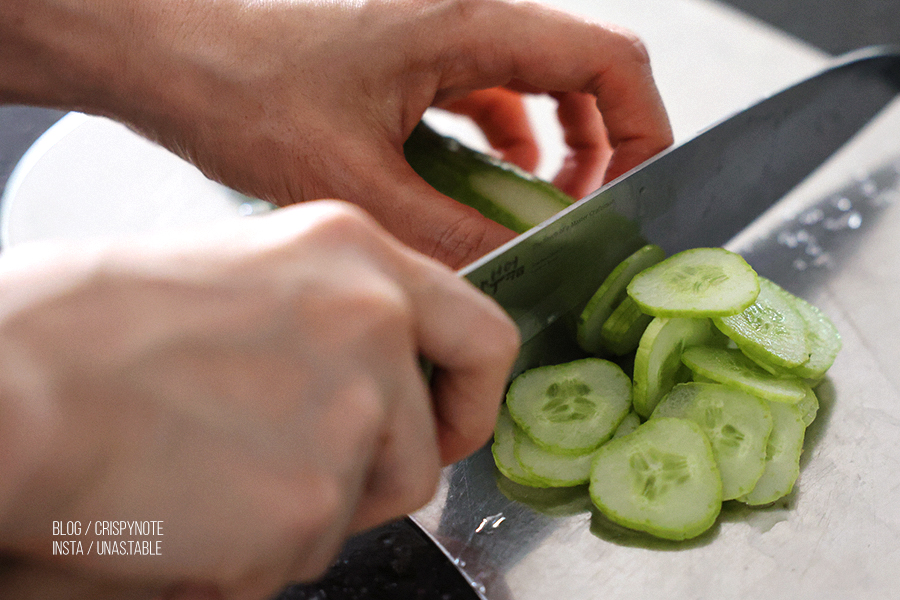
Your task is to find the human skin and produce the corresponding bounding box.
[0,0,672,268]
[0,202,520,599]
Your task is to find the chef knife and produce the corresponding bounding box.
[411,45,900,600]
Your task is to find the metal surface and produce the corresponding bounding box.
[412,47,900,600]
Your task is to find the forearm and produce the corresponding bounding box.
[0,0,238,133]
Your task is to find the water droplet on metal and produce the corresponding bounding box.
[799,208,823,225]
[835,196,852,211]
[474,512,506,534]
[777,231,799,248]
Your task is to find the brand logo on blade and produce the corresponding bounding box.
[477,255,525,296]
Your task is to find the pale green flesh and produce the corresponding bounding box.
[613,411,642,438]
[783,291,842,380]
[514,428,595,487]
[797,387,820,427]
[589,417,722,541]
[577,244,666,354]
[600,295,655,356]
[714,278,811,368]
[681,345,810,404]
[470,170,571,229]
[652,383,773,500]
[739,400,805,506]
[492,406,546,487]
[627,248,760,318]
[506,358,632,454]
[633,317,715,418]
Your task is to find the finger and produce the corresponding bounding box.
[340,142,518,268]
[439,87,539,172]
[398,256,520,465]
[433,2,673,179]
[550,91,612,198]
[346,352,442,532]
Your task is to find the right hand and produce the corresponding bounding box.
[0,201,519,599]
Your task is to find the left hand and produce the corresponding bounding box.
[11,0,672,268]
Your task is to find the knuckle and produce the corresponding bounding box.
[606,25,652,67]
[428,212,490,268]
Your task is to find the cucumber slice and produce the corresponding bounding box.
[739,400,806,506]
[681,345,810,404]
[404,122,573,233]
[491,406,546,487]
[514,428,595,487]
[784,292,842,381]
[599,296,655,356]
[506,358,632,454]
[797,387,820,427]
[632,317,716,418]
[627,248,760,318]
[589,417,722,540]
[577,244,666,354]
[613,411,642,438]
[714,277,811,369]
[652,383,773,500]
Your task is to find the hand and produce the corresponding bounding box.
[0,202,519,598]
[3,0,672,268]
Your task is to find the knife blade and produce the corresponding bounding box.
[412,46,900,600]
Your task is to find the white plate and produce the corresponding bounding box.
[1,112,271,248]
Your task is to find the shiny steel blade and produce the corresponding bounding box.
[412,46,900,600]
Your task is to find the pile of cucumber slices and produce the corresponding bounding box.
[405,121,841,541]
[493,245,840,540]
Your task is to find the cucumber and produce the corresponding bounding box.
[589,417,722,540]
[632,317,716,418]
[491,406,546,487]
[506,358,632,454]
[714,277,811,369]
[782,291,842,382]
[627,248,760,318]
[599,295,655,356]
[797,387,820,427]
[681,345,810,404]
[577,244,666,354]
[514,427,595,487]
[738,400,806,506]
[403,122,573,233]
[613,411,642,438]
[652,383,773,500]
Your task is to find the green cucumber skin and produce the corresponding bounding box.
[492,406,547,487]
[577,244,667,355]
[714,278,811,369]
[600,296,655,356]
[681,345,810,404]
[632,317,716,418]
[404,122,572,233]
[513,427,594,487]
[738,400,806,506]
